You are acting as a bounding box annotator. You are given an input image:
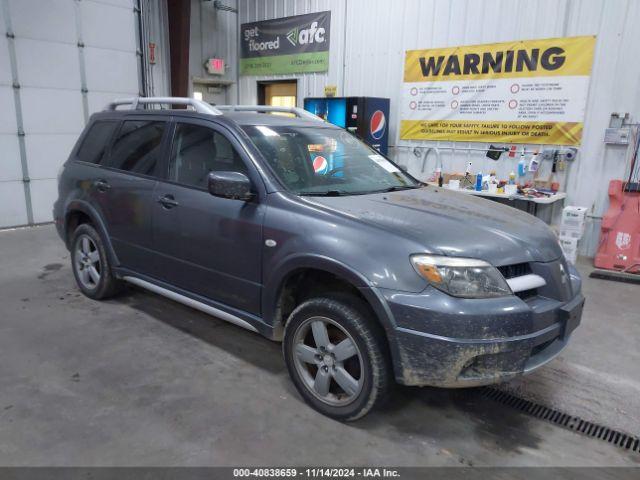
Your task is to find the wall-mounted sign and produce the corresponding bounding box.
[240,11,331,76]
[324,85,337,97]
[148,42,156,65]
[206,58,225,75]
[400,36,596,145]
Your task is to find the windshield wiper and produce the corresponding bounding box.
[381,185,422,192]
[298,185,421,197]
[298,190,349,197]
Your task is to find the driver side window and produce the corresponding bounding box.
[169,123,247,189]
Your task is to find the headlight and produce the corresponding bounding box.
[410,254,512,298]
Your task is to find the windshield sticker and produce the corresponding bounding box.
[308,139,337,153]
[369,154,399,173]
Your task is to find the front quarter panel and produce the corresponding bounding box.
[261,192,431,324]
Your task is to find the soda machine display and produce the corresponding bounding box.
[303,97,390,155]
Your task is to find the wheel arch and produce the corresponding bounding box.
[263,255,398,344]
[64,200,120,268]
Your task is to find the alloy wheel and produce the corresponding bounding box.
[292,316,364,406]
[74,234,101,289]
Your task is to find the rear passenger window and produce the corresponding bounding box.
[108,121,166,176]
[76,121,117,164]
[168,123,247,189]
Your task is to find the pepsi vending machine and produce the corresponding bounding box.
[303,97,390,155]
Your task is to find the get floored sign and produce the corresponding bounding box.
[400,36,596,145]
[240,12,331,75]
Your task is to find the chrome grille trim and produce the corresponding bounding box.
[506,273,547,293]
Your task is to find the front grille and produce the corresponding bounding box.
[498,262,532,279]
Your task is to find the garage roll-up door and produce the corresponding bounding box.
[0,0,140,228]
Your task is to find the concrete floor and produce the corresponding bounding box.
[498,257,640,436]
[0,224,638,466]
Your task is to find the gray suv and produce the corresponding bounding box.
[54,97,584,421]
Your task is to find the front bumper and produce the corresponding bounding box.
[381,271,584,387]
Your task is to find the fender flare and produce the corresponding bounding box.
[64,200,120,267]
[262,253,398,337]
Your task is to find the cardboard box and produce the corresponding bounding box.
[559,228,583,240]
[562,206,588,222]
[559,237,579,263]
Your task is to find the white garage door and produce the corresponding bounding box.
[0,0,140,228]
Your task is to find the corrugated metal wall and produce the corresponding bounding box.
[144,0,171,98]
[0,0,140,228]
[189,0,239,103]
[238,0,640,256]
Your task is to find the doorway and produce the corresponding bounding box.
[257,80,297,107]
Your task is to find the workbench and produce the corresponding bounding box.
[428,182,567,221]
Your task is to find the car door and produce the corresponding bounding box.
[150,118,265,316]
[93,116,170,274]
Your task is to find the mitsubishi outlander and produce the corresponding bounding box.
[54,97,584,421]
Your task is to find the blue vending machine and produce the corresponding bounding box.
[303,97,390,155]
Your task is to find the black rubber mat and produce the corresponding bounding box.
[481,387,640,454]
[589,269,640,285]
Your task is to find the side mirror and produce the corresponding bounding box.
[207,171,254,201]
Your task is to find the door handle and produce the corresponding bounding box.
[157,194,179,209]
[93,179,111,192]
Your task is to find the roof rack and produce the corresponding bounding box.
[102,98,324,122]
[104,97,223,115]
[215,105,323,121]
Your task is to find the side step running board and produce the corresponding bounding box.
[123,276,258,333]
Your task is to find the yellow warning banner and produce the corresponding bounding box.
[400,120,583,146]
[404,36,596,82]
[400,36,595,145]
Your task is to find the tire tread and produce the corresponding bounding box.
[283,293,392,421]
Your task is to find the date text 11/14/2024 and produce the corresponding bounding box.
[232,468,401,478]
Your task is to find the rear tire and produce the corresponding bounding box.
[283,294,392,421]
[70,223,121,300]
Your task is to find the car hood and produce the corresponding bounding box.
[305,186,563,265]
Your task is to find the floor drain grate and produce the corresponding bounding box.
[480,387,640,454]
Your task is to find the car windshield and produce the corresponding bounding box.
[242,125,420,195]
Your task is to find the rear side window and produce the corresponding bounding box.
[108,120,166,176]
[76,121,117,164]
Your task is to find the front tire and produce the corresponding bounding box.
[70,223,121,300]
[283,295,391,421]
